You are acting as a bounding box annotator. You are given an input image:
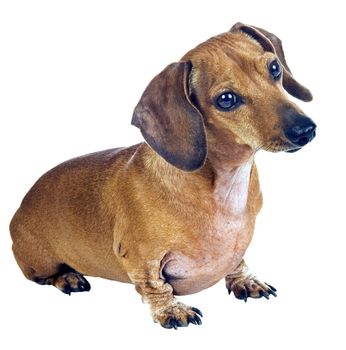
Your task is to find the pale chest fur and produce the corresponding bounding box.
[209,160,254,269]
[162,160,255,295]
[207,159,254,267]
[214,160,253,215]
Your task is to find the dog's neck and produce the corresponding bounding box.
[206,133,255,215]
[141,142,254,215]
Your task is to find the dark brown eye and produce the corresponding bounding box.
[215,91,241,110]
[269,59,281,80]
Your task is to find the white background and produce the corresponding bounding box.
[1,0,344,349]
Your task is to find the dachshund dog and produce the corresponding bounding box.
[10,23,316,329]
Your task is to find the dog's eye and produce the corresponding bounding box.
[215,92,240,111]
[269,59,281,80]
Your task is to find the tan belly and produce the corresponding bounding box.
[161,248,244,296]
[161,218,253,296]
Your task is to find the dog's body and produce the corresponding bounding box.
[11,143,260,295]
[10,24,316,328]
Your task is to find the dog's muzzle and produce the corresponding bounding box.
[284,114,316,151]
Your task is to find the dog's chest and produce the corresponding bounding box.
[162,161,254,295]
[213,160,252,216]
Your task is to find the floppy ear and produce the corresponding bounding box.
[131,61,207,171]
[230,22,313,102]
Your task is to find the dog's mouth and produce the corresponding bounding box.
[285,147,302,153]
[263,138,304,153]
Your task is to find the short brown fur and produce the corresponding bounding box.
[10,23,315,329]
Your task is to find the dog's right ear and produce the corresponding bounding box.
[132,61,207,172]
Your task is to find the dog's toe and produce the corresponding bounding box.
[54,272,91,294]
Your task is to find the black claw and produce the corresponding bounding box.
[175,319,185,328]
[84,280,91,291]
[188,316,197,325]
[168,318,178,330]
[259,290,270,300]
[187,314,202,326]
[77,280,91,292]
[267,289,277,297]
[162,322,172,329]
[62,285,71,295]
[194,315,202,325]
[162,317,171,329]
[239,288,248,302]
[191,307,203,317]
[265,283,277,292]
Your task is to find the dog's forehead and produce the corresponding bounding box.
[183,32,266,91]
[183,32,264,65]
[216,31,264,54]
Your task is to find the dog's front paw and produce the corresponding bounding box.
[226,277,277,302]
[153,302,203,329]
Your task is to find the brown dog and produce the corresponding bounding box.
[10,23,316,329]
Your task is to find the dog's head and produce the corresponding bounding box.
[132,23,316,171]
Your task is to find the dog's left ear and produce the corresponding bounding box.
[132,61,207,171]
[230,23,313,102]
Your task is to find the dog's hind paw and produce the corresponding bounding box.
[53,271,91,295]
[153,302,203,329]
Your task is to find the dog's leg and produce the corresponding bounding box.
[127,260,202,329]
[12,229,91,295]
[225,260,277,302]
[20,259,91,295]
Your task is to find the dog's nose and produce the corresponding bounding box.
[284,116,316,147]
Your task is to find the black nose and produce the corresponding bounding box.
[284,116,316,147]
